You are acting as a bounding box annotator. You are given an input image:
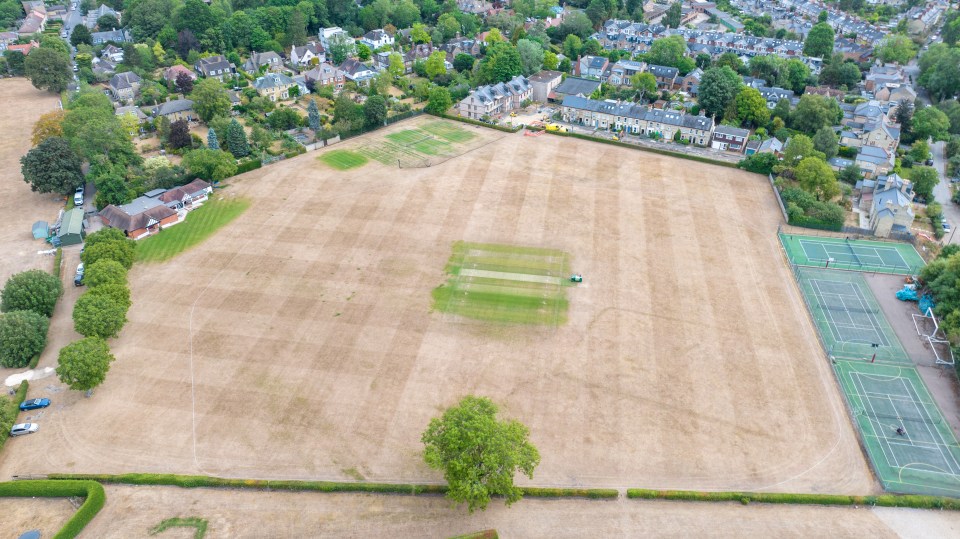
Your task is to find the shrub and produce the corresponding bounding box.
[780,187,844,231]
[738,153,778,175]
[0,381,28,449]
[1,269,64,317]
[53,247,63,277]
[236,159,262,174]
[624,489,960,510]
[0,310,50,368]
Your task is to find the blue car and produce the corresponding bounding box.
[19,398,50,411]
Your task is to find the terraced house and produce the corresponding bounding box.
[560,95,714,145]
[457,76,531,120]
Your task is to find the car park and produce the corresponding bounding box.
[10,423,39,436]
[74,262,84,286]
[19,398,50,411]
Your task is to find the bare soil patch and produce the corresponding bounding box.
[84,485,960,538]
[0,117,872,494]
[0,78,65,286]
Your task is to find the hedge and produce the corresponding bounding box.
[626,489,960,510]
[235,159,262,174]
[0,381,29,450]
[48,473,618,500]
[426,112,523,133]
[542,130,739,169]
[53,247,62,278]
[0,480,105,538]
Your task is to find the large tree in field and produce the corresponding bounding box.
[82,237,136,269]
[0,310,49,368]
[803,22,834,58]
[20,137,84,196]
[84,259,128,288]
[698,66,743,121]
[191,78,231,123]
[422,395,540,512]
[796,157,839,201]
[1,270,63,318]
[73,293,127,339]
[31,110,66,146]
[57,337,115,395]
[24,47,73,93]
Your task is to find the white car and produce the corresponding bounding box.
[74,186,84,206]
[10,423,39,436]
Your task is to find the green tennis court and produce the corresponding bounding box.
[793,266,910,364]
[780,233,925,275]
[835,360,960,496]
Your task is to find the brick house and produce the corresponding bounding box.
[457,75,531,119]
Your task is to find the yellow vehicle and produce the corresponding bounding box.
[510,112,517,117]
[545,123,568,133]
[611,135,619,141]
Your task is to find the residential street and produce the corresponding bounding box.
[930,140,959,244]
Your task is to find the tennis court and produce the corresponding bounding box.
[835,360,960,496]
[780,233,925,275]
[793,266,910,364]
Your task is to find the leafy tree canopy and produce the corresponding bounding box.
[56,337,116,394]
[1,270,63,318]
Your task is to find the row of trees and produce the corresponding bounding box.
[59,229,136,395]
[0,270,62,368]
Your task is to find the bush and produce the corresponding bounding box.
[236,159,262,174]
[0,381,29,450]
[0,310,50,368]
[781,187,844,231]
[1,269,64,317]
[738,153,778,175]
[53,247,62,277]
[0,479,104,538]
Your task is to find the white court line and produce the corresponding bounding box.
[852,372,900,468]
[901,377,959,474]
[459,268,562,285]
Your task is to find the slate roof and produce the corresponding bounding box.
[152,99,194,116]
[561,95,714,131]
[110,71,141,90]
[714,125,750,138]
[553,76,602,97]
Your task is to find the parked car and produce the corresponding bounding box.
[943,222,951,233]
[74,262,84,286]
[74,185,84,206]
[19,398,50,411]
[10,423,39,436]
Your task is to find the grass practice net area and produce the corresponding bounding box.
[432,242,572,325]
[780,233,925,275]
[835,360,960,496]
[792,266,909,364]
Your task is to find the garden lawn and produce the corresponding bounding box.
[135,197,250,263]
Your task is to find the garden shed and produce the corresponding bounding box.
[57,208,86,246]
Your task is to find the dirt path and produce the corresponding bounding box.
[864,273,960,438]
[82,485,960,538]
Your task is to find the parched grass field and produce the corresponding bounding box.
[0,116,874,499]
[135,196,250,262]
[319,149,369,170]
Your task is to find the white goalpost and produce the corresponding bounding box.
[913,307,955,366]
